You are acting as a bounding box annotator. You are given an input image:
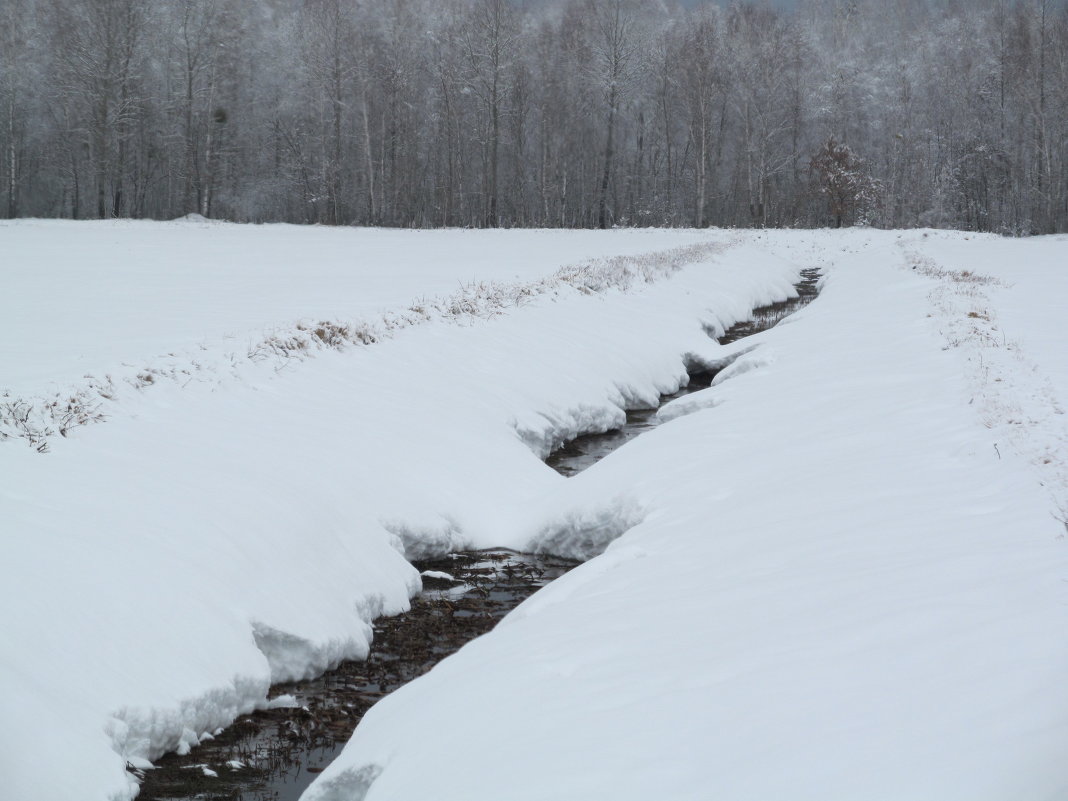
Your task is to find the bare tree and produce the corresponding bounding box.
[459,0,517,227]
[1,0,38,218]
[48,0,145,218]
[585,0,641,229]
[4,0,1066,232]
[166,0,236,218]
[677,11,726,228]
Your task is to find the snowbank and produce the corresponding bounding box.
[906,233,1068,520]
[0,221,718,397]
[6,224,1065,801]
[303,230,1068,801]
[1,222,732,447]
[1,225,800,801]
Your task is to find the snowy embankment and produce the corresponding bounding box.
[0,220,718,447]
[1,221,803,801]
[303,231,1068,801]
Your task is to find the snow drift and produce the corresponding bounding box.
[302,230,1068,801]
[1,222,799,801]
[3,224,1066,801]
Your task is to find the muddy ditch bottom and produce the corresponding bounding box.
[545,267,821,477]
[135,549,577,801]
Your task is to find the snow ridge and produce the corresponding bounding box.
[527,494,647,560]
[0,240,728,451]
[905,241,1068,527]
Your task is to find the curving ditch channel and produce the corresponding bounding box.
[136,268,820,801]
[546,267,820,475]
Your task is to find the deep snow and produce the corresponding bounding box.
[302,230,1068,801]
[2,222,795,801]
[2,224,1066,801]
[0,221,717,396]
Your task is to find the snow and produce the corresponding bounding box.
[301,230,1068,801]
[906,233,1068,520]
[179,764,217,778]
[1,223,1066,801]
[1,222,788,801]
[419,570,456,582]
[0,220,716,396]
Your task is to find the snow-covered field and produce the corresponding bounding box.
[0,220,719,444]
[2,222,1066,801]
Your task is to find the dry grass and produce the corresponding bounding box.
[907,252,1002,287]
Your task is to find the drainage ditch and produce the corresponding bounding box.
[547,267,820,476]
[135,550,577,801]
[135,268,819,800]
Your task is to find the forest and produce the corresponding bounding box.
[2,0,1066,232]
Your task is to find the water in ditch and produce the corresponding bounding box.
[135,549,577,801]
[135,268,819,800]
[547,267,820,476]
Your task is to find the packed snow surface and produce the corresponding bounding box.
[1,223,1066,801]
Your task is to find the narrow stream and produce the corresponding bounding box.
[135,268,819,801]
[547,267,820,476]
[136,550,577,801]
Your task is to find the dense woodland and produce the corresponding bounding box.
[2,0,1067,232]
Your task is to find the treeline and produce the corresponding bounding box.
[2,0,1067,232]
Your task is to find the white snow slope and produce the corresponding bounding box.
[301,230,1068,801]
[0,220,719,396]
[2,223,1066,801]
[1,221,789,801]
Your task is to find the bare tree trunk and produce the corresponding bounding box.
[489,72,499,227]
[200,64,218,219]
[96,101,108,220]
[331,14,343,225]
[201,124,213,218]
[695,105,707,228]
[361,91,376,224]
[488,0,501,227]
[439,75,452,226]
[598,83,617,229]
[6,93,16,218]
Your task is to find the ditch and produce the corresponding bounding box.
[135,267,820,800]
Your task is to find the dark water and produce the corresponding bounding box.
[546,267,821,476]
[135,550,576,801]
[135,267,819,800]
